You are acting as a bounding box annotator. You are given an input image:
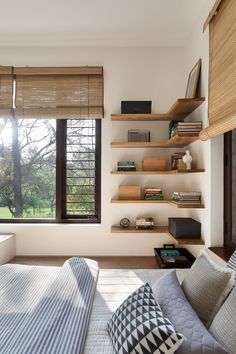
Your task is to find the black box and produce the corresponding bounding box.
[154,245,195,269]
[168,217,201,239]
[121,101,152,114]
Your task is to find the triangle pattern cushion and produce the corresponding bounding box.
[107,283,184,354]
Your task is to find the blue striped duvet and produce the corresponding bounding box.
[0,257,99,354]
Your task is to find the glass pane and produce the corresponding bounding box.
[0,119,56,219]
[66,119,96,217]
[232,129,236,242]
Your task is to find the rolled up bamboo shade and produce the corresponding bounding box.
[0,66,13,118]
[0,66,103,119]
[200,0,236,140]
[14,66,104,119]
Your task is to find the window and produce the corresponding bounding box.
[0,118,101,223]
[224,130,236,249]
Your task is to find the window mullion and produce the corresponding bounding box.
[56,119,67,222]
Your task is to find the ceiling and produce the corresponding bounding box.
[0,0,207,47]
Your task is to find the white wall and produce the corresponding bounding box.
[0,46,190,255]
[0,4,225,256]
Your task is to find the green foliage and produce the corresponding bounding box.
[0,119,56,218]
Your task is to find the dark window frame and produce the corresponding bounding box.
[224,131,236,250]
[0,119,101,224]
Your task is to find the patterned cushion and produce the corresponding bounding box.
[181,251,234,327]
[152,270,227,354]
[227,250,236,282]
[107,283,184,354]
[210,286,236,354]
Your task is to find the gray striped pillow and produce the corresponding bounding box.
[227,250,236,282]
[209,287,236,354]
[182,251,234,327]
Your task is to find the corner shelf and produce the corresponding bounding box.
[111,226,168,233]
[111,226,205,245]
[111,133,199,148]
[111,169,205,175]
[111,98,205,121]
[111,199,168,204]
[111,199,205,209]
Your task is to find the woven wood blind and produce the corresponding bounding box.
[0,66,103,120]
[200,0,236,140]
[0,66,13,119]
[14,66,103,119]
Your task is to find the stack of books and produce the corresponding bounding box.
[136,217,155,230]
[171,152,185,169]
[117,162,136,172]
[171,121,202,137]
[144,188,164,200]
[172,192,201,205]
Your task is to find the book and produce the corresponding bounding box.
[117,161,135,166]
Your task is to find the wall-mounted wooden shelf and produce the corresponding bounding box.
[111,226,168,233]
[111,169,205,175]
[111,133,199,148]
[168,201,205,209]
[167,232,205,245]
[111,199,205,209]
[111,199,168,204]
[111,98,205,121]
[111,226,205,245]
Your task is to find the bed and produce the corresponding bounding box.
[1,257,233,354]
[0,257,187,354]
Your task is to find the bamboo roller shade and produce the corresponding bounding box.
[0,66,104,119]
[0,66,13,110]
[200,0,236,140]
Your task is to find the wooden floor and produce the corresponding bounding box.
[9,256,158,269]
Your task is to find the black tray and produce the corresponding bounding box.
[154,244,195,269]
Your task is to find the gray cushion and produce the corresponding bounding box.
[152,270,227,354]
[181,251,234,327]
[210,286,236,354]
[227,250,236,282]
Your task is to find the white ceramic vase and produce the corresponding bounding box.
[183,150,192,170]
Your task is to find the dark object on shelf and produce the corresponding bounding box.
[128,129,150,142]
[121,101,152,114]
[168,217,201,239]
[120,218,130,228]
[154,244,196,269]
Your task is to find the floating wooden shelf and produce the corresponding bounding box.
[111,199,205,209]
[167,232,205,245]
[111,226,168,233]
[168,201,205,209]
[111,169,205,175]
[111,226,205,245]
[111,199,168,204]
[111,98,205,122]
[111,133,199,148]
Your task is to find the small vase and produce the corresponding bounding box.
[183,150,192,170]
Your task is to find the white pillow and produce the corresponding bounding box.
[181,251,235,327]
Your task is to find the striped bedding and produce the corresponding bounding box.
[0,257,99,354]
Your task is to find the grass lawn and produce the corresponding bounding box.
[0,207,55,219]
